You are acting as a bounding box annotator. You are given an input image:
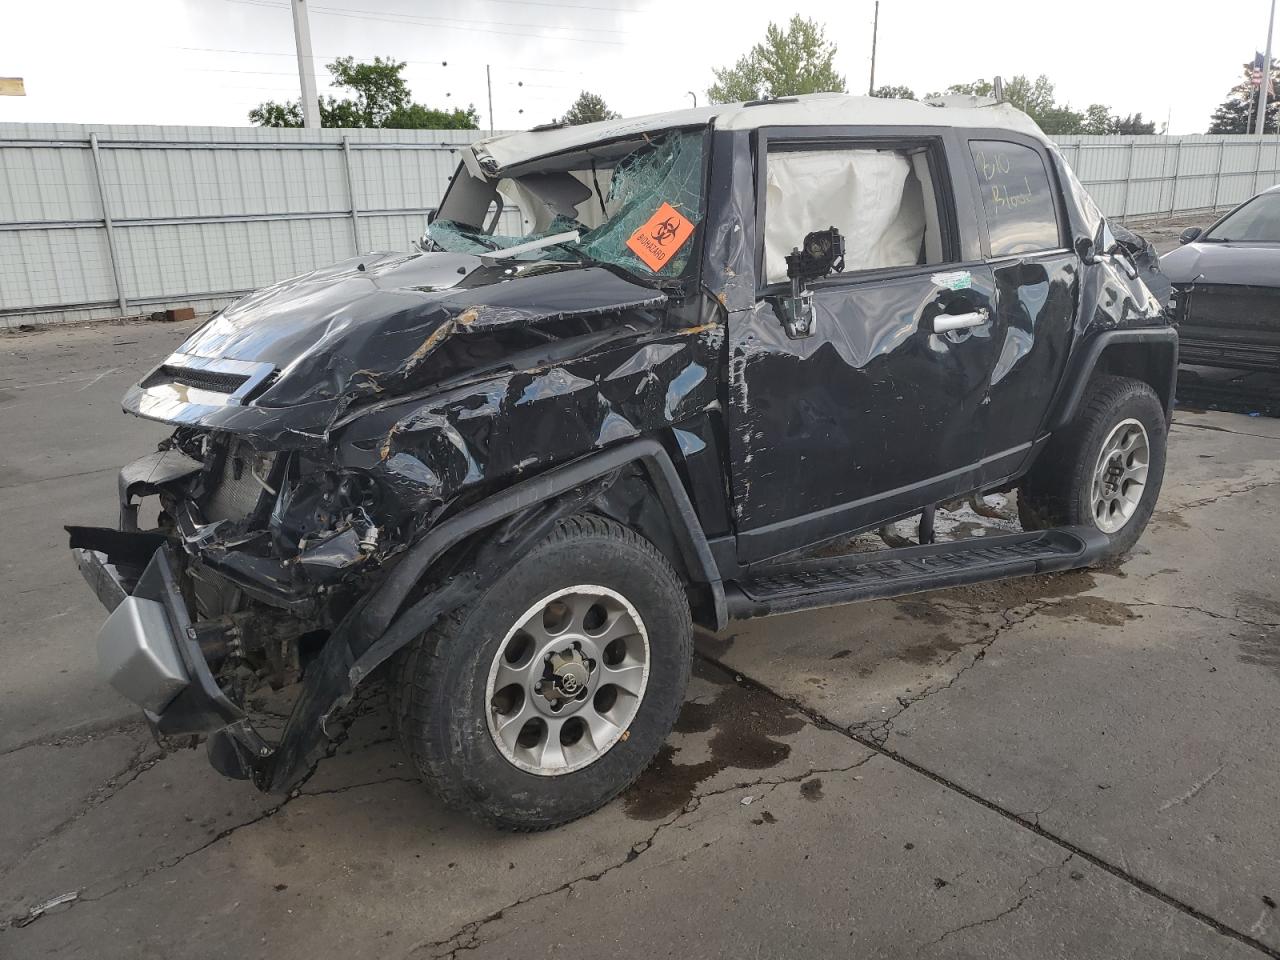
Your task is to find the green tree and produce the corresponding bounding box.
[1082,103,1113,135]
[386,103,481,129]
[707,16,846,104]
[871,84,915,100]
[1207,58,1279,133]
[248,100,302,127]
[707,51,766,103]
[249,56,478,130]
[1208,97,1255,134]
[922,75,1158,135]
[931,75,1098,135]
[934,79,994,99]
[1111,112,1157,135]
[561,91,621,125]
[325,56,410,127]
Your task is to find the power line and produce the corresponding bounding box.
[304,0,630,34]
[171,45,590,74]
[184,66,302,76]
[407,0,643,13]
[227,0,628,43]
[182,65,577,87]
[178,63,583,96]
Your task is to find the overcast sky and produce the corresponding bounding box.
[1,0,1274,135]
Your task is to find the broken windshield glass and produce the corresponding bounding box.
[428,130,706,278]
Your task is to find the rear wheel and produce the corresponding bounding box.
[1018,375,1167,561]
[392,514,692,831]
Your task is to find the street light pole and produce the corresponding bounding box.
[1257,0,1276,136]
[290,0,321,128]
[868,1,879,96]
[487,64,495,135]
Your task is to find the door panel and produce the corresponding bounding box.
[728,265,1001,562]
[982,253,1079,463]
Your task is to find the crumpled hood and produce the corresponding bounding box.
[1159,242,1280,287]
[123,251,669,437]
[181,250,483,369]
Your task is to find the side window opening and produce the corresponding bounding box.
[969,140,1061,257]
[762,143,951,286]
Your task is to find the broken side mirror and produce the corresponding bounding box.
[1180,226,1203,244]
[1096,220,1119,257]
[1082,222,1137,279]
[774,227,845,339]
[1098,220,1142,278]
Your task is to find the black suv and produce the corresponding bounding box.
[70,94,1176,830]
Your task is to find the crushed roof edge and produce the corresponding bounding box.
[472,92,1048,171]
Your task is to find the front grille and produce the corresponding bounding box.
[1185,285,1279,332]
[204,446,276,523]
[143,364,250,395]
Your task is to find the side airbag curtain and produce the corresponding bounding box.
[764,150,925,284]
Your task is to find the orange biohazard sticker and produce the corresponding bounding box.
[625,202,695,272]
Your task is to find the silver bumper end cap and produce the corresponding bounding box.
[96,595,190,715]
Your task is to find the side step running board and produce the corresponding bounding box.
[727,526,1110,620]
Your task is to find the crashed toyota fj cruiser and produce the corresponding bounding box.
[70,93,1176,830]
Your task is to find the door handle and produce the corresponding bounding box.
[932,308,990,333]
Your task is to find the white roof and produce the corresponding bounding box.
[472,92,1048,172]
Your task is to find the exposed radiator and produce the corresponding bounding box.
[204,445,275,523]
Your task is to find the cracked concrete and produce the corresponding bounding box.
[925,854,1074,948]
[3,322,1280,958]
[847,600,1052,745]
[400,753,1263,960]
[414,748,881,960]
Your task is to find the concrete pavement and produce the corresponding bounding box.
[1,318,1277,959]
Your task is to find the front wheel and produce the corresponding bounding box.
[1018,375,1167,561]
[392,514,692,831]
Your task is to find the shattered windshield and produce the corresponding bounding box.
[428,129,706,279]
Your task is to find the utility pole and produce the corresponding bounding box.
[867,1,879,95]
[290,0,321,128]
[1256,0,1276,136]
[487,64,495,134]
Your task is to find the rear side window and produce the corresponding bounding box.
[969,140,1060,256]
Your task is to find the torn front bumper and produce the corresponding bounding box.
[72,535,248,741]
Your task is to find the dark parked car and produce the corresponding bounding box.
[1161,184,1280,370]
[69,94,1175,830]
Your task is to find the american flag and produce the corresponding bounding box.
[1252,51,1275,94]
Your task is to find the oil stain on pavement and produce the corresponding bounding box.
[623,660,805,821]
[1238,627,1280,681]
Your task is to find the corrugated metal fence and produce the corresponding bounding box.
[1056,134,1280,222]
[0,124,513,327]
[2,124,1279,328]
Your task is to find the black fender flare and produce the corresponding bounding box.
[1046,326,1179,433]
[256,439,725,792]
[358,437,726,654]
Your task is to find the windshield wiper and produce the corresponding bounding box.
[479,230,581,266]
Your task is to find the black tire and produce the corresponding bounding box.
[1018,375,1167,562]
[392,514,692,831]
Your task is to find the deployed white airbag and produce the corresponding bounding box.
[764,150,926,284]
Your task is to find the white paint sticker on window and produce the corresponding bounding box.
[930,270,973,291]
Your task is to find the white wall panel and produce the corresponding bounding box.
[2,123,1279,328]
